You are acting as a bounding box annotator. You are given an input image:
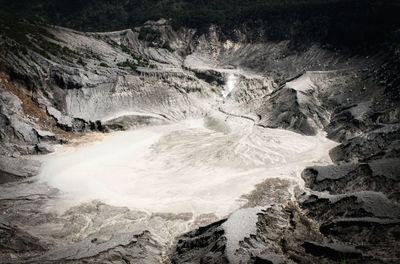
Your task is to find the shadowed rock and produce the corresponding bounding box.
[0,155,41,183]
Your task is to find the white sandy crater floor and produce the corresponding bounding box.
[34,116,337,219]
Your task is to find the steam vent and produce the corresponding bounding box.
[0,1,399,263]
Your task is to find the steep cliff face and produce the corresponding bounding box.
[0,17,399,264]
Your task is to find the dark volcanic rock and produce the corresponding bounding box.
[171,219,228,264]
[300,192,400,221]
[171,203,387,264]
[0,223,47,254]
[302,241,363,261]
[192,68,225,86]
[254,87,323,135]
[302,158,400,201]
[329,124,400,163]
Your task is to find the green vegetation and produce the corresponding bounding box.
[107,39,119,48]
[0,12,81,61]
[138,27,161,42]
[0,11,54,46]
[131,54,150,67]
[0,1,399,51]
[113,42,153,69]
[131,54,142,61]
[37,36,79,60]
[162,41,175,53]
[2,42,29,59]
[117,59,138,71]
[120,44,131,54]
[89,51,102,61]
[99,62,109,67]
[137,27,174,52]
[77,57,86,66]
[117,52,153,70]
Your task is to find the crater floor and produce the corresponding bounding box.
[34,116,337,222]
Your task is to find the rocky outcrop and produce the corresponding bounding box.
[0,156,41,184]
[171,203,382,264]
[0,84,41,155]
[0,223,47,259]
[171,219,228,263]
[329,124,400,163]
[169,26,400,264]
[251,87,323,135]
[0,17,399,264]
[23,231,162,264]
[302,159,400,202]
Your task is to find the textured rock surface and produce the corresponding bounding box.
[0,155,41,183]
[0,18,399,263]
[168,24,400,264]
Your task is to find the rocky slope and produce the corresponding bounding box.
[0,17,399,263]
